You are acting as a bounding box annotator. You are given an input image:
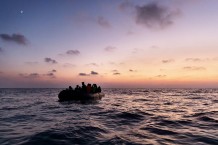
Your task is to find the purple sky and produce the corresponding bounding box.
[1,0,218,88]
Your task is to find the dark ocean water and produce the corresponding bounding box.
[0,88,217,145]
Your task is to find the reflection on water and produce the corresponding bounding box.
[0,88,217,145]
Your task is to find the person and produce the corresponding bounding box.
[69,86,73,90]
[97,86,101,93]
[87,83,92,93]
[92,84,97,93]
[75,85,81,92]
[82,82,87,93]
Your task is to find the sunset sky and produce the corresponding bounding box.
[0,0,218,88]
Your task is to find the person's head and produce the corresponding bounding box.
[82,82,85,85]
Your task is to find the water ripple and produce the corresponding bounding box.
[0,88,218,145]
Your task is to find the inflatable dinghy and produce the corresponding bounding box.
[58,90,104,101]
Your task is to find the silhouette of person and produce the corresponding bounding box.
[97,86,101,93]
[82,82,87,93]
[75,85,81,92]
[92,84,97,93]
[87,83,92,93]
[69,86,73,90]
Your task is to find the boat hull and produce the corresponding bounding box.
[58,90,104,101]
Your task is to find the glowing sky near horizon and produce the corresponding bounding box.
[0,0,218,88]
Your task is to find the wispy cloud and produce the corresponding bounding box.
[135,2,180,29]
[185,57,218,62]
[185,58,204,62]
[129,69,137,72]
[155,75,167,78]
[59,50,80,56]
[44,57,58,64]
[19,73,40,79]
[79,73,89,76]
[91,71,98,75]
[162,59,174,63]
[19,70,57,79]
[46,72,55,78]
[183,66,206,71]
[46,69,57,78]
[109,62,125,66]
[0,33,28,45]
[112,69,121,75]
[66,50,80,55]
[97,16,111,28]
[51,69,57,73]
[79,71,99,76]
[28,73,40,78]
[113,72,121,75]
[105,46,117,52]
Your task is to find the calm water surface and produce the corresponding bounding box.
[0,88,217,145]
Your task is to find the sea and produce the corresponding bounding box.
[0,88,217,145]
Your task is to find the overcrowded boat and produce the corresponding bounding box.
[58,82,104,101]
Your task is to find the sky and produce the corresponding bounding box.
[0,0,218,88]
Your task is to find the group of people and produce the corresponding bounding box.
[68,82,101,93]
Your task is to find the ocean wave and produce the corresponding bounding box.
[0,88,218,145]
